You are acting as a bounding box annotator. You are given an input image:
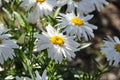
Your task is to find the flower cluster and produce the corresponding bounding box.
[0,0,120,80]
[19,0,120,68]
[20,0,108,24]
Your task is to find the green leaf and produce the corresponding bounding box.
[53,7,61,19]
[79,43,92,50]
[13,11,25,27]
[2,7,13,21]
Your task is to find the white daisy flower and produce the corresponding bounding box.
[90,0,108,11]
[0,24,19,64]
[101,36,120,66]
[64,0,94,15]
[20,0,57,23]
[16,70,48,80]
[58,12,97,41]
[34,24,80,63]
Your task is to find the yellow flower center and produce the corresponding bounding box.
[0,38,2,44]
[71,17,84,26]
[50,36,64,46]
[73,0,82,2]
[36,0,45,3]
[114,44,120,52]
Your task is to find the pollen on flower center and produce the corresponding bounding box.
[50,36,64,46]
[73,0,82,2]
[114,44,120,52]
[36,0,45,3]
[71,17,84,26]
[0,38,2,44]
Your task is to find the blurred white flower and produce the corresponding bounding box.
[4,0,10,3]
[0,24,7,32]
[56,0,68,7]
[0,24,19,64]
[27,10,40,24]
[0,0,2,7]
[35,70,48,80]
[58,12,97,41]
[58,0,94,15]
[16,76,31,80]
[91,0,108,11]
[16,70,48,80]
[34,24,80,63]
[101,36,120,66]
[20,0,57,23]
